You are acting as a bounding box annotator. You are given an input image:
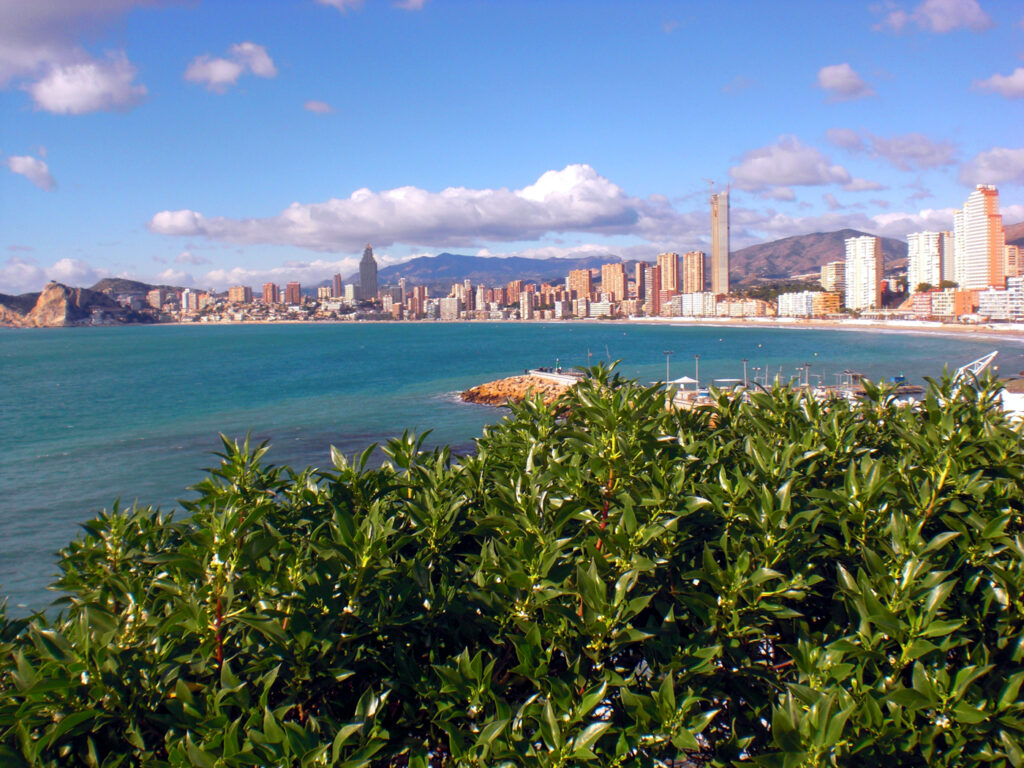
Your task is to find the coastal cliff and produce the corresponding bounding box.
[0,282,123,327]
[460,374,573,406]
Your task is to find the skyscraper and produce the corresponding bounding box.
[567,269,592,300]
[681,250,705,294]
[711,188,730,295]
[262,282,280,304]
[656,252,679,294]
[359,244,378,301]
[600,262,627,302]
[844,236,882,311]
[907,232,946,292]
[285,282,302,305]
[954,185,1005,290]
[333,273,343,298]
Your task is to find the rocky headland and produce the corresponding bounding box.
[460,374,573,406]
[0,282,138,328]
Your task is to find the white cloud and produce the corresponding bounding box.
[175,250,210,265]
[827,128,956,171]
[845,178,887,191]
[760,187,796,201]
[149,164,690,251]
[823,193,842,211]
[974,68,1024,99]
[156,268,194,286]
[185,42,277,92]
[304,99,335,114]
[826,127,865,151]
[316,0,364,11]
[817,63,874,100]
[729,136,852,190]
[394,0,430,9]
[7,155,56,190]
[26,51,146,114]
[0,256,104,294]
[959,147,1024,185]
[879,0,993,32]
[867,132,956,170]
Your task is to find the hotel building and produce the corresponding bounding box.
[844,235,882,311]
[711,188,730,294]
[954,185,1005,290]
[681,250,705,294]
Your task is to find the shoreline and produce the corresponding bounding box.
[5,315,1024,346]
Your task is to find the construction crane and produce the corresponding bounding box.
[953,351,998,384]
[702,178,714,198]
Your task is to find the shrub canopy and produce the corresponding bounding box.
[2,367,1024,767]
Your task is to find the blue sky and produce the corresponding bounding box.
[1,0,1023,293]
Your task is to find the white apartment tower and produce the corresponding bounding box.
[844,235,882,311]
[954,185,1005,290]
[907,232,946,292]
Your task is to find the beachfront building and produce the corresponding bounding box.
[907,231,947,292]
[285,282,302,306]
[711,188,730,294]
[600,263,627,302]
[679,291,717,317]
[977,277,1024,321]
[228,285,253,304]
[777,291,815,318]
[812,292,841,316]
[642,265,660,316]
[567,269,592,301]
[262,282,280,304]
[844,235,882,311]
[359,245,379,301]
[820,261,845,295]
[657,252,679,294]
[439,297,461,321]
[1005,245,1021,280]
[717,298,771,317]
[681,250,705,294]
[954,185,1005,290]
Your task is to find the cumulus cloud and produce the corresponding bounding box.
[315,0,364,11]
[175,250,210,265]
[6,155,56,190]
[959,147,1024,185]
[729,136,852,191]
[826,128,956,171]
[817,63,874,100]
[26,51,146,113]
[760,187,796,201]
[974,68,1024,99]
[826,127,864,151]
[185,42,277,92]
[1,256,105,294]
[845,178,887,191]
[304,100,334,114]
[149,164,690,251]
[879,0,993,32]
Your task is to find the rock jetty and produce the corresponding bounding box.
[460,375,572,406]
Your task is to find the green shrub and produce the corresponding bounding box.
[2,367,1024,767]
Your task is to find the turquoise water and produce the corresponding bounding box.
[2,321,1022,613]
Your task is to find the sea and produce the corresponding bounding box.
[2,321,1022,614]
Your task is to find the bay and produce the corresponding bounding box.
[2,321,1022,613]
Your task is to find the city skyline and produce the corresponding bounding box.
[2,0,1024,295]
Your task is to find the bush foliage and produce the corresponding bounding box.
[3,367,1024,767]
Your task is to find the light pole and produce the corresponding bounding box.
[805,362,812,388]
[742,358,748,388]
[694,354,700,390]
[663,350,673,382]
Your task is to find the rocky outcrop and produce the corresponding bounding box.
[461,375,573,406]
[0,282,121,327]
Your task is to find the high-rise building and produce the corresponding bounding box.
[907,232,947,292]
[600,262,627,302]
[633,262,647,302]
[656,252,679,294]
[228,285,253,304]
[567,269,592,300]
[954,185,1005,290]
[1006,244,1022,280]
[262,282,280,304]
[359,244,378,300]
[711,188,730,294]
[681,250,705,294]
[820,261,845,294]
[644,265,661,316]
[285,282,302,305]
[844,236,882,311]
[333,273,343,298]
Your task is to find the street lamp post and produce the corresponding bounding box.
[663,350,673,382]
[694,354,700,390]
[742,358,748,388]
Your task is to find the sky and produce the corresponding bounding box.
[1,0,1023,294]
